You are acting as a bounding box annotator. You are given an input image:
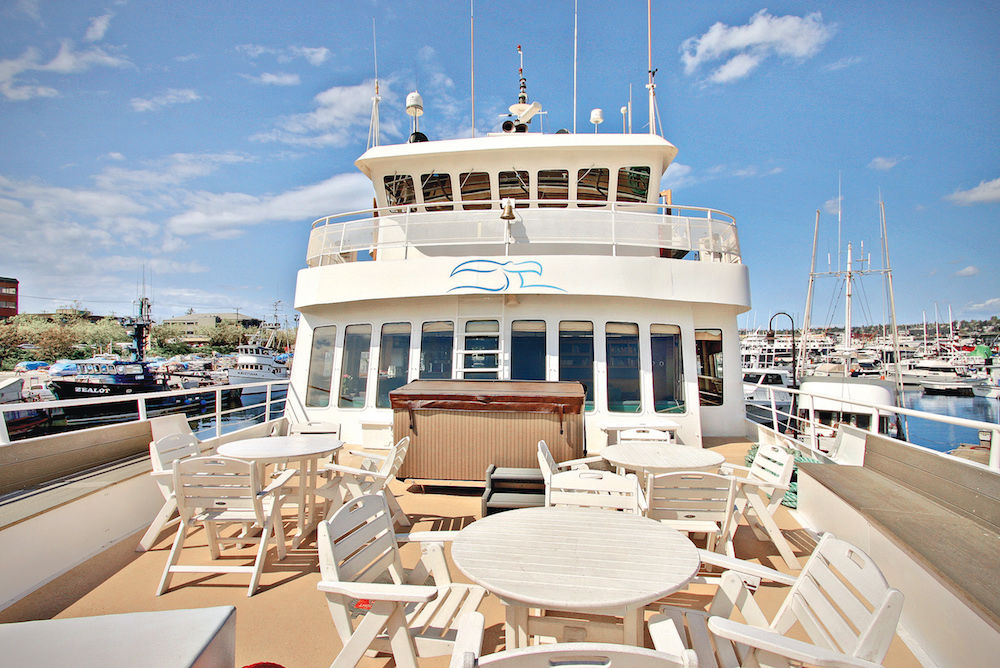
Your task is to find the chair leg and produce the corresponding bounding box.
[156,522,188,595]
[247,517,274,597]
[331,601,399,668]
[744,492,801,569]
[137,497,178,552]
[384,490,411,528]
[204,521,222,560]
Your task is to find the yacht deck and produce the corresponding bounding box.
[0,437,922,668]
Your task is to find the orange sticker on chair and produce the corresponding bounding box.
[354,599,373,610]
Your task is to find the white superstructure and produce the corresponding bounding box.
[288,105,750,449]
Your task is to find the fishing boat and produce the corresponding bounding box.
[228,321,290,406]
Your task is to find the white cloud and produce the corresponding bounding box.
[945,177,1000,205]
[681,10,835,84]
[104,152,126,161]
[0,41,129,100]
[242,72,300,86]
[869,156,900,170]
[253,78,400,147]
[660,163,694,190]
[237,44,330,66]
[167,172,373,238]
[15,0,41,22]
[955,266,980,277]
[130,88,201,112]
[95,152,250,191]
[85,13,113,42]
[826,56,862,71]
[290,46,330,66]
[824,195,842,215]
[967,297,1000,312]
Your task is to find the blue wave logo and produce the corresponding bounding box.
[448,259,566,293]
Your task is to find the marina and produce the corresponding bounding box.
[1,3,999,668]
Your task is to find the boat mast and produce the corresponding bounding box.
[800,209,820,377]
[367,20,380,150]
[470,1,475,137]
[646,0,657,136]
[845,242,853,377]
[880,200,906,412]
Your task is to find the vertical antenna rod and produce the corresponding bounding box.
[470,1,475,137]
[367,19,380,149]
[800,209,820,377]
[573,0,578,133]
[646,0,657,135]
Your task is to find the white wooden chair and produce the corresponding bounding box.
[720,444,801,569]
[649,533,904,668]
[546,468,646,514]
[317,436,412,528]
[156,455,294,597]
[450,611,698,668]
[536,440,606,484]
[645,471,737,555]
[317,494,486,668]
[138,433,206,552]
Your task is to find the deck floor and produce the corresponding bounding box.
[1,437,922,667]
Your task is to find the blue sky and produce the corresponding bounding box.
[1,1,997,330]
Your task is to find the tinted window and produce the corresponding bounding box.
[511,320,546,381]
[537,169,569,208]
[339,324,372,408]
[616,166,651,203]
[559,321,594,411]
[606,322,640,413]
[421,173,453,211]
[460,172,492,210]
[305,325,337,407]
[499,171,530,207]
[384,175,415,210]
[376,323,411,408]
[577,168,609,206]
[419,321,454,379]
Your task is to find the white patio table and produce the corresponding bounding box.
[217,434,343,548]
[452,506,700,648]
[602,442,725,477]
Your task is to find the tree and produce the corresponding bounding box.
[198,321,242,352]
[0,320,24,370]
[37,326,78,361]
[79,318,130,357]
[149,323,192,356]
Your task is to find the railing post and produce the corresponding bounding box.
[769,389,779,432]
[215,387,223,438]
[808,405,818,452]
[990,428,1000,472]
[0,408,10,444]
[338,221,346,260]
[137,397,147,421]
[265,383,272,423]
[404,208,410,259]
[611,201,617,256]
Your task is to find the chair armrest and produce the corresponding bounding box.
[730,474,790,493]
[346,449,389,462]
[150,470,174,479]
[395,531,460,543]
[719,462,751,475]
[260,468,297,496]
[707,617,884,668]
[317,580,439,604]
[697,549,798,585]
[558,455,604,469]
[320,463,388,481]
[450,612,485,668]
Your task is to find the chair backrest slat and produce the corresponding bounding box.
[319,495,404,586]
[536,440,558,485]
[748,444,794,489]
[646,472,735,523]
[173,456,263,522]
[150,433,201,472]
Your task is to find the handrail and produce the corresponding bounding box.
[0,380,289,444]
[306,198,741,267]
[745,381,1000,472]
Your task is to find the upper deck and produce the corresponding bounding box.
[305,132,741,267]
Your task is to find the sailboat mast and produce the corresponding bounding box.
[844,242,854,377]
[800,209,820,379]
[646,0,656,136]
[880,200,905,408]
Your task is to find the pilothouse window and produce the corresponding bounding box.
[696,329,724,406]
[616,166,651,203]
[419,321,454,379]
[384,174,415,211]
[606,322,640,413]
[537,170,569,208]
[651,324,684,413]
[577,168,609,206]
[421,173,453,211]
[499,171,530,207]
[460,172,492,210]
[376,323,411,408]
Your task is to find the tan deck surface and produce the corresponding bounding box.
[1,437,921,667]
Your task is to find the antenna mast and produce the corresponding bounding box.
[367,19,381,149]
[470,1,475,137]
[646,0,657,135]
[573,0,578,133]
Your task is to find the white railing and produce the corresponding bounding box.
[0,380,289,444]
[306,199,740,266]
[745,382,1000,472]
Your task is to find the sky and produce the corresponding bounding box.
[1,0,998,331]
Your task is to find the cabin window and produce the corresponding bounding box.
[537,169,569,208]
[577,168,609,206]
[559,321,594,411]
[338,324,372,408]
[305,325,338,407]
[696,329,724,406]
[511,320,546,381]
[616,166,651,203]
[384,174,415,211]
[460,172,492,210]
[651,324,684,413]
[606,322,641,413]
[498,170,530,207]
[463,320,499,379]
[376,323,411,408]
[419,321,454,379]
[421,173,454,211]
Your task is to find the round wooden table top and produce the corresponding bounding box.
[452,506,699,612]
[216,435,343,462]
[601,442,725,473]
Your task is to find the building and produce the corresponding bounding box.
[161,312,261,344]
[0,277,18,318]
